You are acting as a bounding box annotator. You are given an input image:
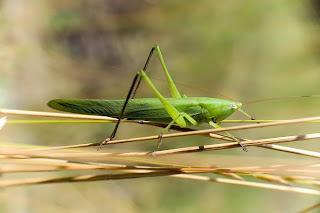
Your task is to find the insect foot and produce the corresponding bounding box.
[150,151,157,157]
[239,141,248,152]
[98,138,111,150]
[157,134,164,148]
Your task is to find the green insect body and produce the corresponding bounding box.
[48,97,242,125]
[48,45,252,150]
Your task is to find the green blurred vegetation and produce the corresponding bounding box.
[0,0,320,213]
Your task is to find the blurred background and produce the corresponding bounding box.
[0,0,320,212]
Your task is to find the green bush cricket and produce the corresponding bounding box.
[48,45,255,151]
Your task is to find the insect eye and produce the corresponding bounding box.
[231,105,237,110]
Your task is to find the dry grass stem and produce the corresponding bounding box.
[171,174,320,195]
[11,132,319,158]
[298,202,320,213]
[0,108,118,121]
[2,108,319,158]
[0,171,319,196]
[1,155,320,177]
[1,148,319,195]
[2,108,319,135]
[1,108,320,195]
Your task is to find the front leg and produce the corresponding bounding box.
[208,120,247,152]
[157,112,198,148]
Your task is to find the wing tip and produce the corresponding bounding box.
[47,99,65,110]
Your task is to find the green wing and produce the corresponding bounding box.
[48,98,206,124]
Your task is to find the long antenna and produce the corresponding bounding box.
[243,95,319,105]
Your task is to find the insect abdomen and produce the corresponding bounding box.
[48,98,206,124]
